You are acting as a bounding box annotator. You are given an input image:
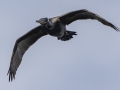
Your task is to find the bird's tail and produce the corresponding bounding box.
[66,31,77,36]
[58,31,77,41]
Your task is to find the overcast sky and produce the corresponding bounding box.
[0,0,120,90]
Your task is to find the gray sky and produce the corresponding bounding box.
[0,0,120,90]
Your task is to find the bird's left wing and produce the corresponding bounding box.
[59,9,119,31]
[7,25,47,82]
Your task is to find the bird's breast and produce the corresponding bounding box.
[45,23,66,37]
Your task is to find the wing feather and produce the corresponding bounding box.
[7,26,47,81]
[59,9,119,31]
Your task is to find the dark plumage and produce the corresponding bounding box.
[7,9,119,82]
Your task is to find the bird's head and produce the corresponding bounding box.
[36,17,48,25]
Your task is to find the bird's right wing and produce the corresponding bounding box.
[7,25,47,82]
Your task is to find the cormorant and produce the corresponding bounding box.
[7,9,119,82]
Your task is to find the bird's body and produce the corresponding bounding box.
[43,17,66,37]
[36,17,77,41]
[7,9,119,82]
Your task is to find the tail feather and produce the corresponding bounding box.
[66,31,77,35]
[58,31,77,41]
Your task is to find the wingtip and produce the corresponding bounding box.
[115,27,120,32]
[7,71,15,82]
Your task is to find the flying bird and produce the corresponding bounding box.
[7,9,119,82]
